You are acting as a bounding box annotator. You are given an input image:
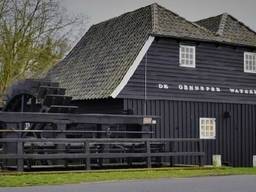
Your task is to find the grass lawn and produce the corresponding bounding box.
[0,167,256,187]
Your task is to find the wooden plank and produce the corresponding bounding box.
[0,112,158,125]
[0,130,154,134]
[0,152,205,160]
[17,140,24,172]
[146,141,152,168]
[0,138,202,143]
[198,140,204,166]
[85,141,91,170]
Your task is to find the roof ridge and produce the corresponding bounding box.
[216,13,228,36]
[151,3,159,33]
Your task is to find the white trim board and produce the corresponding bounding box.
[111,36,155,98]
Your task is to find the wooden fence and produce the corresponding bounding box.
[0,112,205,171]
[0,137,205,171]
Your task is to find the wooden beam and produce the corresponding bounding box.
[0,138,203,143]
[0,152,205,160]
[0,112,158,125]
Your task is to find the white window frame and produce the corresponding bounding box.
[199,118,216,139]
[179,45,196,68]
[244,52,256,73]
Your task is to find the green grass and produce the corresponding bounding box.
[0,167,256,187]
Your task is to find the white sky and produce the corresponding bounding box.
[61,0,256,32]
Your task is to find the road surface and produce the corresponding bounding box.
[1,175,256,192]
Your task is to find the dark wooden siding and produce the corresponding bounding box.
[124,99,256,167]
[119,37,256,104]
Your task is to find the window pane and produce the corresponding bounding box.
[200,118,216,139]
[180,45,195,67]
[245,53,256,72]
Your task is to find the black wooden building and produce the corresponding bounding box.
[45,4,256,166]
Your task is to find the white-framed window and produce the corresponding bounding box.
[199,118,216,139]
[244,52,256,73]
[179,45,196,68]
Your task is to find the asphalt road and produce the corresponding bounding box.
[1,175,256,192]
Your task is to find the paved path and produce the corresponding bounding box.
[1,175,256,192]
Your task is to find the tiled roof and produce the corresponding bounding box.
[46,3,256,100]
[196,13,256,47]
[46,5,153,100]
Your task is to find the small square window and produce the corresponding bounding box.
[199,118,216,139]
[179,45,196,68]
[244,52,256,73]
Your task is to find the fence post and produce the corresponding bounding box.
[146,141,151,168]
[57,122,67,166]
[85,141,91,170]
[169,141,175,167]
[17,140,24,172]
[198,140,204,167]
[16,122,24,172]
[102,124,110,166]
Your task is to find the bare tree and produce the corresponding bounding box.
[0,0,86,97]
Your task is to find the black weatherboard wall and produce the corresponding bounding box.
[43,3,256,167]
[119,38,256,103]
[118,37,256,166]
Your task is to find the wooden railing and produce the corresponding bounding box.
[0,138,205,171]
[0,112,205,171]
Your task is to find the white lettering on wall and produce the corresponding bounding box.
[158,83,169,89]
[230,88,256,95]
[159,83,256,96]
[178,84,256,95]
[179,84,221,93]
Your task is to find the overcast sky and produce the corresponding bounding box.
[61,0,256,32]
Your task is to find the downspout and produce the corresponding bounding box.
[144,52,148,116]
